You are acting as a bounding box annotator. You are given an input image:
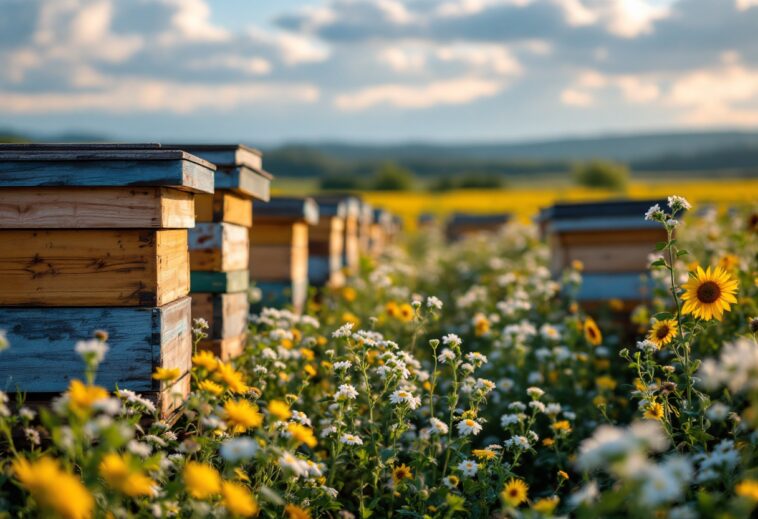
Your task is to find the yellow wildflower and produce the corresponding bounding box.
[287,423,318,448]
[472,449,496,460]
[198,379,224,396]
[183,462,221,500]
[643,402,665,421]
[68,380,109,417]
[216,363,250,394]
[268,400,292,421]
[392,464,413,483]
[99,453,156,497]
[192,350,218,372]
[595,375,617,391]
[501,478,528,507]
[341,286,357,302]
[13,456,94,519]
[284,504,311,519]
[152,367,181,381]
[532,496,559,514]
[222,481,259,517]
[224,399,264,433]
[736,480,758,502]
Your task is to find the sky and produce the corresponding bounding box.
[1,0,758,144]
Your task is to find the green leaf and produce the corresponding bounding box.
[651,259,667,268]
[654,312,674,320]
[655,241,668,251]
[677,249,689,257]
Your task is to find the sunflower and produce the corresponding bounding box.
[647,319,678,349]
[501,478,529,507]
[392,464,413,483]
[583,317,602,346]
[643,402,664,421]
[681,266,739,321]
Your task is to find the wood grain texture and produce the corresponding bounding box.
[189,223,249,271]
[249,222,308,247]
[249,245,308,282]
[190,270,249,293]
[0,297,192,393]
[215,166,270,201]
[195,191,252,227]
[198,333,247,361]
[0,229,188,306]
[0,155,214,194]
[191,292,249,339]
[0,187,195,229]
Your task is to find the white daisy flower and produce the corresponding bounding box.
[456,418,483,436]
[457,459,478,477]
[389,389,421,410]
[335,384,359,401]
[340,433,363,446]
[429,417,449,435]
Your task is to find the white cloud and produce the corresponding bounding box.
[735,0,758,11]
[668,59,758,126]
[334,77,504,110]
[561,88,593,106]
[0,79,319,114]
[163,0,229,42]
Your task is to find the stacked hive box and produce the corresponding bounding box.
[358,200,374,256]
[340,197,362,274]
[169,145,272,361]
[0,144,215,418]
[310,197,346,288]
[369,209,393,257]
[446,212,512,241]
[543,199,669,303]
[249,197,319,313]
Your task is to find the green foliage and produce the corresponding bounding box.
[429,174,505,192]
[320,174,363,191]
[370,162,415,191]
[572,160,630,190]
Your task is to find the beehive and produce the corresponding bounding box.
[0,143,215,417]
[358,199,374,256]
[543,199,669,302]
[168,145,272,360]
[446,212,511,241]
[369,209,393,257]
[249,197,319,313]
[310,197,347,288]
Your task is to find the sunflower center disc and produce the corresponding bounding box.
[696,281,721,304]
[656,326,670,339]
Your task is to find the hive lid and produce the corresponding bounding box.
[448,212,512,225]
[0,143,215,194]
[542,199,670,232]
[162,144,273,201]
[254,196,319,225]
[313,194,361,218]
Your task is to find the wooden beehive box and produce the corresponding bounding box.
[249,197,319,313]
[358,200,374,256]
[310,197,347,288]
[168,144,272,360]
[0,143,215,418]
[369,209,393,257]
[543,199,669,302]
[446,212,511,242]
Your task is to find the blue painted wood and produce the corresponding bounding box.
[0,153,214,194]
[574,273,654,301]
[548,216,661,233]
[191,270,249,293]
[0,297,191,393]
[214,166,270,201]
[255,197,319,225]
[309,256,331,286]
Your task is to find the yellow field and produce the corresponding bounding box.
[362,179,758,230]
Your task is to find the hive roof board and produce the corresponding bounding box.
[313,194,361,218]
[542,199,669,232]
[165,144,272,201]
[449,213,512,225]
[254,197,319,225]
[0,143,215,194]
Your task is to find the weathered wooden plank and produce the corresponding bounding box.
[254,197,319,225]
[0,187,194,229]
[216,166,270,202]
[198,333,247,361]
[576,273,655,301]
[0,153,214,194]
[195,191,253,227]
[190,270,249,293]
[164,144,263,171]
[249,245,308,282]
[0,297,192,394]
[189,223,249,271]
[249,222,308,247]
[191,292,249,339]
[0,229,188,306]
[254,279,309,314]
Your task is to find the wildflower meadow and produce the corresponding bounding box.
[1,195,757,519]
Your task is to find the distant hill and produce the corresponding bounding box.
[2,128,758,179]
[292,131,758,162]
